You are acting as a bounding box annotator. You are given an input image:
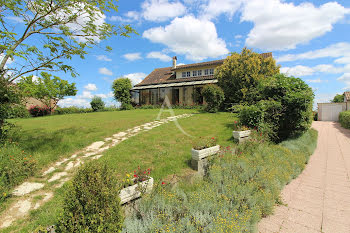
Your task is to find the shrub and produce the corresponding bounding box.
[56,162,124,233]
[0,142,37,202]
[112,78,132,110]
[90,96,105,112]
[120,102,133,110]
[339,111,350,129]
[54,106,94,115]
[7,104,30,119]
[123,130,318,232]
[201,85,225,113]
[28,105,51,117]
[313,111,318,121]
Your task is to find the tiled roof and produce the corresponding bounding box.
[136,53,273,87]
[345,91,350,101]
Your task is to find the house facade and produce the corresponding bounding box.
[131,53,272,106]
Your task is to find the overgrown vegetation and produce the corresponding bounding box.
[56,162,123,232]
[0,141,37,203]
[123,129,318,232]
[339,111,350,129]
[201,85,225,113]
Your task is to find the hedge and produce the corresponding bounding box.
[339,111,350,129]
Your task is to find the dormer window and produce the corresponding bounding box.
[198,70,202,76]
[209,69,214,75]
[193,70,197,76]
[204,69,209,75]
[182,72,186,78]
[186,71,191,77]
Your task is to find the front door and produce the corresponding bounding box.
[172,89,179,105]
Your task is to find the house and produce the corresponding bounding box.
[131,53,273,106]
[344,91,350,110]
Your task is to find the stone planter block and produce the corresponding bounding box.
[232,130,251,139]
[191,145,220,161]
[119,177,154,205]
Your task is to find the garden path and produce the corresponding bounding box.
[0,113,193,229]
[258,121,350,233]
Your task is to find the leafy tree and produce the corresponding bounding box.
[112,78,132,110]
[216,48,280,107]
[201,85,225,113]
[0,0,136,83]
[18,72,77,113]
[331,94,344,103]
[90,96,105,112]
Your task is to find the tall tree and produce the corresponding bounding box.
[0,0,136,83]
[18,72,77,113]
[331,93,344,103]
[216,48,280,107]
[112,78,132,110]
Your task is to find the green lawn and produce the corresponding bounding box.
[2,111,237,232]
[9,109,194,169]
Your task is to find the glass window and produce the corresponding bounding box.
[204,69,209,75]
[209,68,214,75]
[198,70,202,76]
[193,70,197,76]
[187,71,191,77]
[182,72,186,78]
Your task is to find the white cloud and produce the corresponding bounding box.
[306,78,323,83]
[241,1,350,51]
[95,93,107,98]
[96,55,112,62]
[234,34,243,39]
[5,16,24,23]
[99,67,113,76]
[146,51,172,62]
[84,83,97,91]
[201,0,242,20]
[81,91,93,99]
[280,65,315,77]
[123,53,142,61]
[58,98,90,108]
[124,72,147,85]
[109,11,140,22]
[337,73,350,88]
[143,15,228,61]
[142,0,186,22]
[277,42,350,62]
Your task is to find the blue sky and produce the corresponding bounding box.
[6,0,350,107]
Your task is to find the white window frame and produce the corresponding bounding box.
[182,72,186,78]
[193,70,197,77]
[209,68,214,75]
[204,69,209,75]
[198,70,202,76]
[186,71,191,77]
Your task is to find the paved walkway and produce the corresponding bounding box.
[258,121,350,233]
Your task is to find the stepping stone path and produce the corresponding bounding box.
[0,114,192,229]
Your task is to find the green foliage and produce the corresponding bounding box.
[0,79,22,143]
[28,105,51,117]
[56,162,124,233]
[123,130,318,232]
[192,137,217,150]
[332,94,344,103]
[339,111,350,129]
[54,106,94,115]
[90,96,105,112]
[313,111,318,121]
[259,74,314,141]
[0,142,37,203]
[216,48,280,106]
[121,103,134,110]
[201,85,225,112]
[112,78,132,109]
[1,0,136,83]
[7,104,30,119]
[18,72,77,113]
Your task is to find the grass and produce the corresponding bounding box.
[9,109,194,169]
[1,111,237,232]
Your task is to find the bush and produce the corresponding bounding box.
[112,78,132,110]
[120,102,133,110]
[90,96,105,112]
[7,104,30,119]
[54,106,94,115]
[56,162,124,233]
[339,111,350,129]
[313,111,318,121]
[123,130,318,232]
[28,105,51,117]
[0,142,37,202]
[201,85,225,113]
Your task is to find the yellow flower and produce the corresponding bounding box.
[126,174,130,177]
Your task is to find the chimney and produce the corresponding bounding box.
[172,56,177,69]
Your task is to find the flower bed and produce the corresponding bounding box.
[119,177,154,204]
